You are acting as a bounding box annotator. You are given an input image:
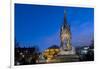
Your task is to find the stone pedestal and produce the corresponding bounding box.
[54,54,79,62]
[54,46,79,62]
[58,47,76,55]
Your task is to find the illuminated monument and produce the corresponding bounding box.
[58,9,76,55]
[60,10,72,51]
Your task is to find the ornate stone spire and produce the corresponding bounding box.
[62,9,70,32]
[64,9,67,25]
[60,8,72,51]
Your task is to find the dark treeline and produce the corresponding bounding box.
[15,40,40,65]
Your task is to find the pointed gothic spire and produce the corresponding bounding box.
[61,8,70,32]
[63,8,69,28]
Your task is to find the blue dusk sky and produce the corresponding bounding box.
[15,4,94,51]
